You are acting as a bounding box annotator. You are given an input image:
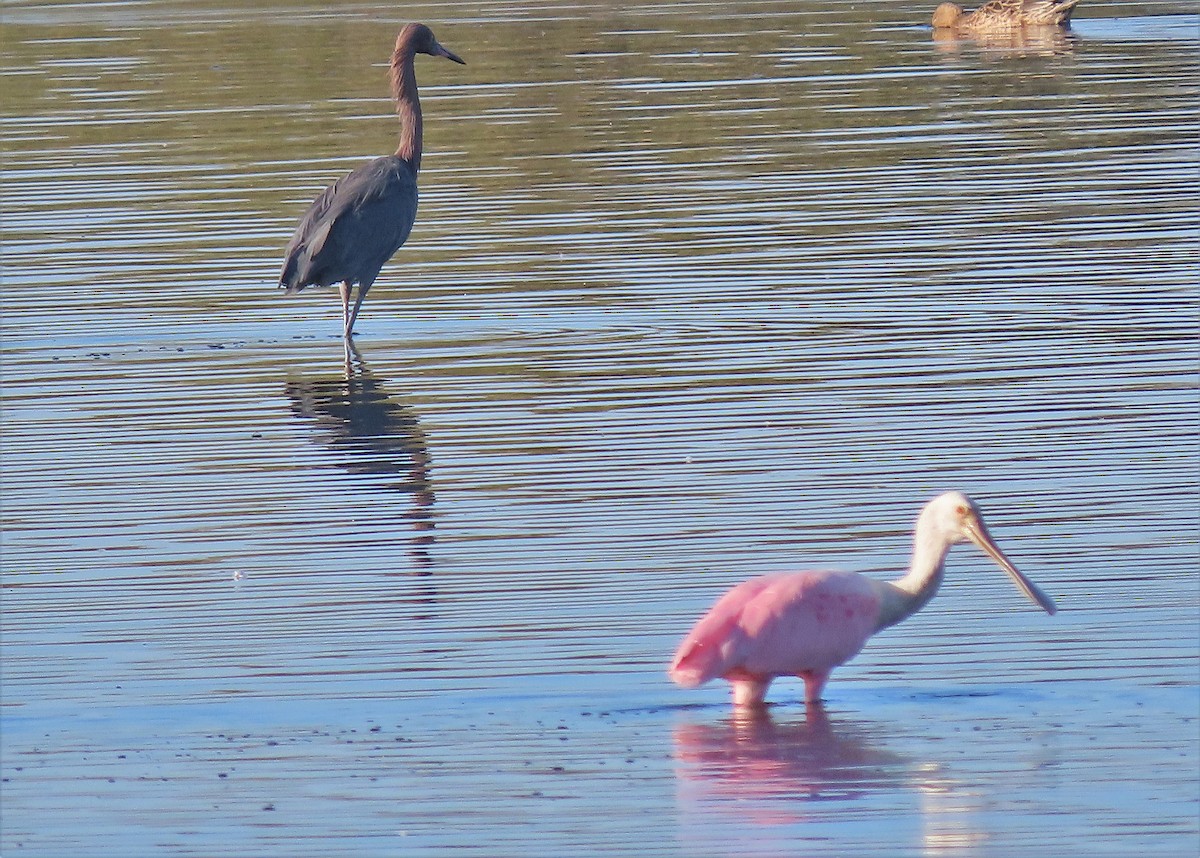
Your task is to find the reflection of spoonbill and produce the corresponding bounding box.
[669,492,1057,708]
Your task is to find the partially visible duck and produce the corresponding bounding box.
[932,0,1081,30]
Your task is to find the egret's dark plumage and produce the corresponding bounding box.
[280,157,417,306]
[280,23,464,338]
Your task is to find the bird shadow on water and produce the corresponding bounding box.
[283,341,436,573]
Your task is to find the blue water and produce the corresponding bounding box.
[2,1,1197,855]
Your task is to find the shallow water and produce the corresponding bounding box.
[2,1,1198,855]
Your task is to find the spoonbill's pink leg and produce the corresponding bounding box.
[800,669,830,704]
[731,677,772,708]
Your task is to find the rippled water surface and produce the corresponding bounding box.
[2,1,1198,855]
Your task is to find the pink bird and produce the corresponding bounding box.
[668,491,1057,708]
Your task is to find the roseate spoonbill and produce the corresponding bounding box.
[280,23,464,338]
[668,491,1057,708]
[932,0,1081,29]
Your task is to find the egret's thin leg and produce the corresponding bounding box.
[346,279,373,338]
[339,281,353,339]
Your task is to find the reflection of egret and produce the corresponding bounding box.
[670,493,1057,708]
[285,342,435,571]
[672,706,909,853]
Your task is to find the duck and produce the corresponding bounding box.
[932,0,1081,30]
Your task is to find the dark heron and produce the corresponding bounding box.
[279,23,464,338]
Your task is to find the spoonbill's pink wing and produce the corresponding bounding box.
[669,575,783,687]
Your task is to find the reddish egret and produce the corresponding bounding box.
[669,491,1057,708]
[932,0,1081,29]
[280,23,464,338]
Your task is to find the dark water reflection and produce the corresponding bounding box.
[284,344,436,571]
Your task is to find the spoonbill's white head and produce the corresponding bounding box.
[919,491,1057,615]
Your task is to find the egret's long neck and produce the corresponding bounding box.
[390,49,423,170]
[874,520,952,631]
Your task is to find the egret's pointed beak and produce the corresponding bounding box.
[965,517,1057,615]
[433,42,466,65]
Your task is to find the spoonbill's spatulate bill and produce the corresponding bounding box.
[279,23,464,339]
[668,491,1057,708]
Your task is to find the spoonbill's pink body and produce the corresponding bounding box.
[668,492,1057,708]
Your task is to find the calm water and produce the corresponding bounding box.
[2,1,1198,855]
